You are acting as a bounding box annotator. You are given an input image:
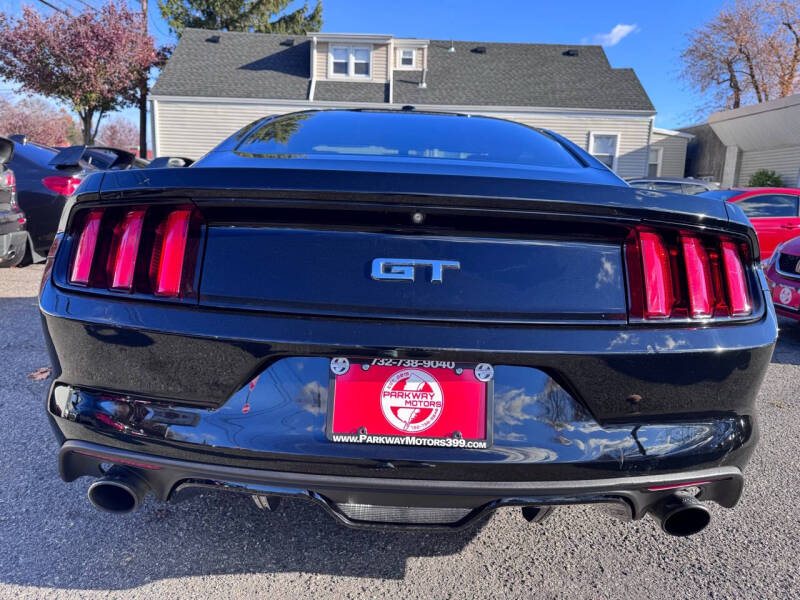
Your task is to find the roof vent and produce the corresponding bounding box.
[401,105,415,111]
[563,49,579,56]
[448,40,455,53]
[472,46,487,54]
[206,35,220,43]
[280,39,295,46]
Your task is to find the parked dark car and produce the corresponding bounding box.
[0,137,28,267]
[764,235,800,323]
[627,176,715,195]
[6,135,147,262]
[41,110,776,537]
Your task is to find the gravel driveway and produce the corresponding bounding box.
[1,265,798,599]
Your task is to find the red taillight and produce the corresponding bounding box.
[721,241,751,316]
[106,209,145,291]
[43,175,82,196]
[639,231,674,318]
[151,209,192,297]
[2,171,16,190]
[681,236,713,318]
[628,228,752,321]
[69,210,103,285]
[68,206,200,298]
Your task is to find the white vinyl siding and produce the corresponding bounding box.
[154,100,308,158]
[371,44,389,81]
[650,131,689,178]
[315,42,329,78]
[153,98,653,174]
[737,145,800,187]
[499,114,650,177]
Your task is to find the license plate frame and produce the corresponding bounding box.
[326,358,493,449]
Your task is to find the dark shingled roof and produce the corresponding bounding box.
[152,29,310,99]
[315,81,389,103]
[152,29,654,112]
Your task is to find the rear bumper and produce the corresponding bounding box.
[60,439,744,530]
[41,278,776,526]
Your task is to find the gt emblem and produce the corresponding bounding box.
[371,258,460,283]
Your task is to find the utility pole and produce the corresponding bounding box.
[139,0,148,158]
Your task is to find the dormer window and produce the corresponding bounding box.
[396,48,416,69]
[400,49,414,67]
[329,46,371,78]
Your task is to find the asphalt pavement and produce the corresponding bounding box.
[1,265,799,599]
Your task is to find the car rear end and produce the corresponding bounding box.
[0,138,27,267]
[40,112,777,536]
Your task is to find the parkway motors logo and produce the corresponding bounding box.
[779,286,794,306]
[380,369,444,433]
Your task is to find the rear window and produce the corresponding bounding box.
[233,111,582,169]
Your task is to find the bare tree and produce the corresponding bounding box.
[680,0,800,112]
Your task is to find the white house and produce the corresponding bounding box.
[150,29,680,178]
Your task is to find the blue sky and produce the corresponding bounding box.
[1,0,728,137]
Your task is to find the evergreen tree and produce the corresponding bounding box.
[158,0,322,36]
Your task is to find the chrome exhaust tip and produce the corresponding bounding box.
[648,491,711,537]
[87,466,149,514]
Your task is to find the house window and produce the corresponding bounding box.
[398,48,415,67]
[648,147,662,177]
[589,133,619,171]
[329,46,371,78]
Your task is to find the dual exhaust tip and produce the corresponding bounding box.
[87,468,712,537]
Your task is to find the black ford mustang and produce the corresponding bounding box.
[40,110,777,537]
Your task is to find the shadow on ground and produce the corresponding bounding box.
[772,316,800,365]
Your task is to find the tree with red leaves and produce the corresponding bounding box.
[0,2,159,145]
[0,96,81,146]
[97,117,140,150]
[681,0,800,111]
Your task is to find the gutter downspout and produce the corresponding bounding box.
[150,97,160,158]
[388,38,393,105]
[309,36,317,101]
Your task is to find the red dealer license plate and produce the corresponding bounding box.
[772,283,800,310]
[327,358,491,449]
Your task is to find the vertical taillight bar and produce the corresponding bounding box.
[106,209,146,291]
[151,208,192,297]
[639,231,674,318]
[69,210,103,285]
[681,236,714,318]
[721,241,752,316]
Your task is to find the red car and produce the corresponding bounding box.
[700,188,800,260]
[764,236,800,322]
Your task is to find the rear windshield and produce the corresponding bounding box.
[699,190,740,201]
[233,111,582,169]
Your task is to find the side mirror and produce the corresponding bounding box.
[0,137,14,166]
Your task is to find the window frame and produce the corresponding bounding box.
[396,48,416,69]
[328,45,372,79]
[588,132,620,172]
[647,146,663,177]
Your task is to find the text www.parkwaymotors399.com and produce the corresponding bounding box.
[331,433,488,449]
